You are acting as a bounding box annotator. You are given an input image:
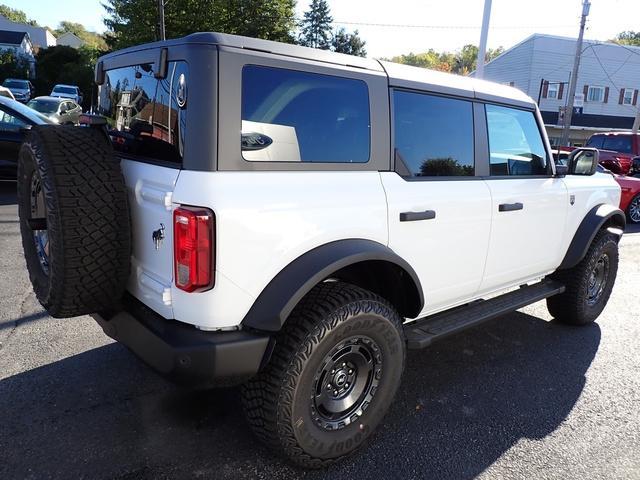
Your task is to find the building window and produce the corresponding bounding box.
[547,83,559,99]
[623,88,634,105]
[587,86,605,102]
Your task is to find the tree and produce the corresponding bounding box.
[386,45,504,75]
[298,0,333,49]
[331,28,366,57]
[55,21,108,50]
[0,49,30,79]
[103,0,297,51]
[614,31,640,46]
[0,4,38,25]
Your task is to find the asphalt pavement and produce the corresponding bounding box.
[1,182,639,480]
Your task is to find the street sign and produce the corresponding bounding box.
[574,93,584,108]
[573,106,583,115]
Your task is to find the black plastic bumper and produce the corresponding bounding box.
[92,299,271,387]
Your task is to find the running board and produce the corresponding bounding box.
[404,280,565,349]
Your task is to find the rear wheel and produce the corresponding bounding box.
[627,194,640,224]
[242,281,405,468]
[547,230,618,325]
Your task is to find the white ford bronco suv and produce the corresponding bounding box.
[17,33,624,467]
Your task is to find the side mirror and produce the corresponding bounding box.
[567,147,599,176]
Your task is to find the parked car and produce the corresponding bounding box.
[1,78,34,103]
[17,33,624,468]
[28,96,82,125]
[49,84,83,104]
[585,132,640,175]
[554,149,640,224]
[0,85,15,100]
[0,96,56,180]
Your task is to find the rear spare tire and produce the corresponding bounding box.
[17,125,131,318]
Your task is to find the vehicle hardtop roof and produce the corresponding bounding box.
[591,131,639,136]
[52,84,79,89]
[32,96,71,102]
[99,32,535,109]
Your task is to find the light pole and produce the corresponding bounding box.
[475,0,492,79]
[157,0,166,41]
[560,0,590,146]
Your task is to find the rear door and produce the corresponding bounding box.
[97,60,189,318]
[479,104,567,293]
[0,106,26,179]
[382,89,492,316]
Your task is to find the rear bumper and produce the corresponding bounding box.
[93,298,271,387]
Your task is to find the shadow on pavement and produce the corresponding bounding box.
[0,182,17,206]
[0,312,600,480]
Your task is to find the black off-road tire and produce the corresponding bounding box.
[241,281,405,468]
[547,230,619,325]
[17,125,131,318]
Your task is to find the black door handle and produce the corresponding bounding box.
[498,202,524,212]
[399,210,436,222]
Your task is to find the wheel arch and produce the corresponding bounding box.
[241,239,424,332]
[558,204,625,270]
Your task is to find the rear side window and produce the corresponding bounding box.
[486,104,549,176]
[97,60,188,164]
[602,136,632,153]
[586,135,604,149]
[241,65,370,163]
[393,90,474,177]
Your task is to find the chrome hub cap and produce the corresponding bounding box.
[629,196,640,223]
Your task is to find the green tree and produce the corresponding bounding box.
[386,45,504,75]
[103,0,297,51]
[0,4,38,25]
[331,28,366,57]
[614,31,640,46]
[0,49,30,79]
[55,21,108,50]
[298,0,333,49]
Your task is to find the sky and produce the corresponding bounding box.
[10,0,640,58]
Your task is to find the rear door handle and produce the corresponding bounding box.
[498,202,524,212]
[399,210,436,222]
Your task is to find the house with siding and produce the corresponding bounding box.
[0,14,56,49]
[478,34,640,146]
[0,30,35,77]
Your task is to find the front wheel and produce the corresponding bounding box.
[547,230,619,325]
[241,282,405,468]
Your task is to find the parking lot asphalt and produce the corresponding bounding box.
[0,181,639,480]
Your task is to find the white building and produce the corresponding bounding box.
[0,14,56,49]
[479,34,640,146]
[0,30,35,77]
[56,32,84,49]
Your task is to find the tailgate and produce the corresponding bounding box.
[121,159,179,319]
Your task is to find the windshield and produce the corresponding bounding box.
[53,86,77,94]
[28,99,60,114]
[3,80,28,89]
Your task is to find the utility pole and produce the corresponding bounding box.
[157,0,166,41]
[475,0,492,79]
[560,0,590,146]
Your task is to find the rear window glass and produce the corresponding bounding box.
[241,65,370,163]
[97,60,188,164]
[53,86,77,94]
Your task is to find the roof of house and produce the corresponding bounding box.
[0,30,28,45]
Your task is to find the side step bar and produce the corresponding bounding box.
[404,280,565,349]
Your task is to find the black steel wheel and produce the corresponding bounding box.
[242,281,405,468]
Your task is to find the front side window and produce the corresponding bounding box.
[586,135,604,149]
[393,90,474,177]
[486,104,549,176]
[587,86,604,102]
[241,65,370,163]
[97,61,188,164]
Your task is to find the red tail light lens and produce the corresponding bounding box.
[173,206,214,292]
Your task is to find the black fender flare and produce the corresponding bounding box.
[242,239,424,332]
[558,204,625,270]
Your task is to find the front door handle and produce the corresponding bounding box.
[399,210,436,222]
[498,202,524,212]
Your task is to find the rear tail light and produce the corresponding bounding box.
[173,206,214,292]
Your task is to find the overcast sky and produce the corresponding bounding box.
[10,0,640,57]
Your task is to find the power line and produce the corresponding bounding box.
[332,20,576,30]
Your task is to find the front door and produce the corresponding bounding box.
[382,90,492,316]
